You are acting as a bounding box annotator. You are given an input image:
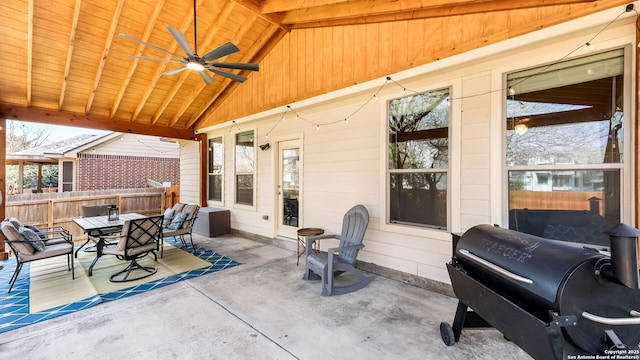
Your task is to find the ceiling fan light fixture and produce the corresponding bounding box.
[186,61,204,71]
[119,1,258,84]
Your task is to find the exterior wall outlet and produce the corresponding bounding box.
[262,215,269,220]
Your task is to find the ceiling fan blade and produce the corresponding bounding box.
[166,26,195,58]
[126,55,185,63]
[119,33,184,60]
[207,67,247,83]
[202,42,240,62]
[198,70,215,84]
[163,66,189,76]
[209,62,259,71]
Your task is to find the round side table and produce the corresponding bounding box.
[297,227,324,265]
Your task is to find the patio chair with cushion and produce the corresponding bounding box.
[302,204,374,296]
[162,203,199,254]
[162,203,184,227]
[1,220,75,293]
[7,217,71,246]
[98,215,164,283]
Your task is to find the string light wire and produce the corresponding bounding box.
[262,5,634,136]
[131,134,177,155]
[228,120,242,134]
[265,106,290,138]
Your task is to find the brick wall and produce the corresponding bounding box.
[77,154,180,190]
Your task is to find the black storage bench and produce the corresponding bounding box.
[193,207,230,237]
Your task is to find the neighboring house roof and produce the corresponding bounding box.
[7,132,180,165]
[7,132,114,163]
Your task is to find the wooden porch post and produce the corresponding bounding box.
[198,133,207,207]
[635,23,639,262]
[0,118,7,260]
[37,164,43,192]
[18,161,24,193]
[631,23,640,263]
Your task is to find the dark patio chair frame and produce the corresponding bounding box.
[162,204,199,254]
[1,221,75,293]
[98,215,164,283]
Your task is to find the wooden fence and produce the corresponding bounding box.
[163,185,180,209]
[4,187,178,240]
[509,190,604,214]
[510,190,640,263]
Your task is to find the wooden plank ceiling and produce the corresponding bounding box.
[0,0,630,140]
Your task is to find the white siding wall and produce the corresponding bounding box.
[224,126,277,236]
[179,140,200,204]
[91,133,179,157]
[460,72,492,230]
[199,13,635,284]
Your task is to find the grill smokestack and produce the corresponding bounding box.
[607,223,640,290]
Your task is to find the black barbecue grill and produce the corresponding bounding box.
[440,224,640,359]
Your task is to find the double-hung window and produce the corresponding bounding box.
[208,136,223,202]
[388,88,450,229]
[235,130,255,206]
[505,49,627,244]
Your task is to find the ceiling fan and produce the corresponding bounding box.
[118,0,258,85]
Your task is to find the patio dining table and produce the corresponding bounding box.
[73,213,147,276]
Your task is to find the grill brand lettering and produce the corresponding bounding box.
[523,241,540,252]
[480,240,532,263]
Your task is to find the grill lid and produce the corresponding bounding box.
[456,225,601,307]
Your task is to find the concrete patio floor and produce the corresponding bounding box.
[0,233,531,359]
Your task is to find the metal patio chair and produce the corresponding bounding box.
[1,220,74,293]
[162,204,199,254]
[98,215,163,283]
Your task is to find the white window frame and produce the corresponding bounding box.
[492,42,635,227]
[379,79,461,238]
[234,128,257,209]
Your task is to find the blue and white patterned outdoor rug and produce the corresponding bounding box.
[0,237,240,334]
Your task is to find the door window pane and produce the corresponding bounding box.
[282,148,299,227]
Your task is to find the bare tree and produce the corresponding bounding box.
[5,121,55,194]
[6,120,52,152]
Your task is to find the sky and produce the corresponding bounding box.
[7,120,110,141]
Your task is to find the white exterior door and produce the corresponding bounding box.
[277,140,301,238]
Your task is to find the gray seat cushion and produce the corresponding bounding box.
[1,221,35,256]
